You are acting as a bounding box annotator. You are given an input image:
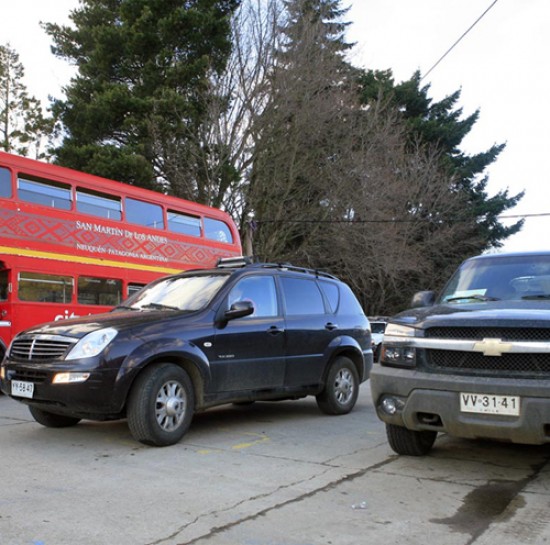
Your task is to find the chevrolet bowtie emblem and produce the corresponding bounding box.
[473,337,513,357]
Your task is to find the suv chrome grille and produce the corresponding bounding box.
[10,335,77,362]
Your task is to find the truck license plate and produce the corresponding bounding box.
[11,380,34,399]
[460,393,520,416]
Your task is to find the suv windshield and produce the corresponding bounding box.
[121,273,229,312]
[439,254,550,303]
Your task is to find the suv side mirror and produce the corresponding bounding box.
[411,290,436,308]
[225,300,254,321]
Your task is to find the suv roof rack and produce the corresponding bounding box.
[216,256,256,268]
[258,263,337,280]
[216,256,338,280]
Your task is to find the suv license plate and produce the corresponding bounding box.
[11,380,34,399]
[460,393,520,416]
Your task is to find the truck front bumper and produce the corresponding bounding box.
[370,364,550,445]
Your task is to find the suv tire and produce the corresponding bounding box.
[386,424,437,456]
[29,406,81,428]
[127,363,195,447]
[316,356,359,415]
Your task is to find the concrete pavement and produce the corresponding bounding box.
[1,386,550,545]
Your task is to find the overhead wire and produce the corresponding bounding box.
[255,0,538,229]
[252,212,549,225]
[420,0,501,82]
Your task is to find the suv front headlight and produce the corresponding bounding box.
[65,328,118,360]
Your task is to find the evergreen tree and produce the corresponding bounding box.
[359,69,524,253]
[0,44,52,159]
[45,0,240,199]
[280,0,353,64]
[249,0,358,258]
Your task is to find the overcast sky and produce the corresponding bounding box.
[3,0,548,254]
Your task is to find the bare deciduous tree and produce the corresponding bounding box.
[200,0,493,313]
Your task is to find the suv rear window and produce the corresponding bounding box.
[319,281,340,313]
[281,277,325,316]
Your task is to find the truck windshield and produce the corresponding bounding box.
[439,255,550,303]
[119,273,229,312]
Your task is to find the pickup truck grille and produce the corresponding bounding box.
[424,326,550,374]
[425,327,550,342]
[427,349,550,374]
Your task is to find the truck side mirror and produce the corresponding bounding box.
[411,291,436,308]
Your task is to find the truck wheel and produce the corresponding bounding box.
[29,406,81,428]
[127,363,194,447]
[386,424,437,456]
[316,356,359,415]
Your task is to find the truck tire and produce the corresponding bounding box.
[386,423,437,456]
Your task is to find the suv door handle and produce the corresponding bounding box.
[267,326,285,335]
[325,322,338,331]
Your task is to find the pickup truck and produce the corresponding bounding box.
[370,251,550,455]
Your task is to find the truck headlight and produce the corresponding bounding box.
[65,328,118,360]
[381,345,417,368]
[380,324,417,368]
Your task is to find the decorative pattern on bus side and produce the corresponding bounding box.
[0,209,239,268]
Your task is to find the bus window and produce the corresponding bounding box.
[0,167,12,198]
[204,218,233,243]
[128,283,146,298]
[0,270,8,300]
[76,188,122,220]
[18,176,72,210]
[167,210,201,237]
[18,272,73,303]
[126,198,164,229]
[78,277,122,306]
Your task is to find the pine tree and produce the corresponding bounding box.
[280,0,353,64]
[45,0,240,199]
[249,0,358,258]
[0,44,52,159]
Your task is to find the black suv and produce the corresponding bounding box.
[371,251,550,456]
[1,258,372,446]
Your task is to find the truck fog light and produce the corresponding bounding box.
[53,372,90,384]
[381,396,398,415]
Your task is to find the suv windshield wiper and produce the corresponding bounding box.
[140,303,180,311]
[521,294,550,300]
[445,294,500,303]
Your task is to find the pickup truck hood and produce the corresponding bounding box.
[393,300,550,330]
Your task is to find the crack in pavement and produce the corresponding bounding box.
[145,453,395,545]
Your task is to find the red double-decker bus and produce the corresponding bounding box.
[0,151,242,357]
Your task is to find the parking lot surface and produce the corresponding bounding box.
[2,386,550,545]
